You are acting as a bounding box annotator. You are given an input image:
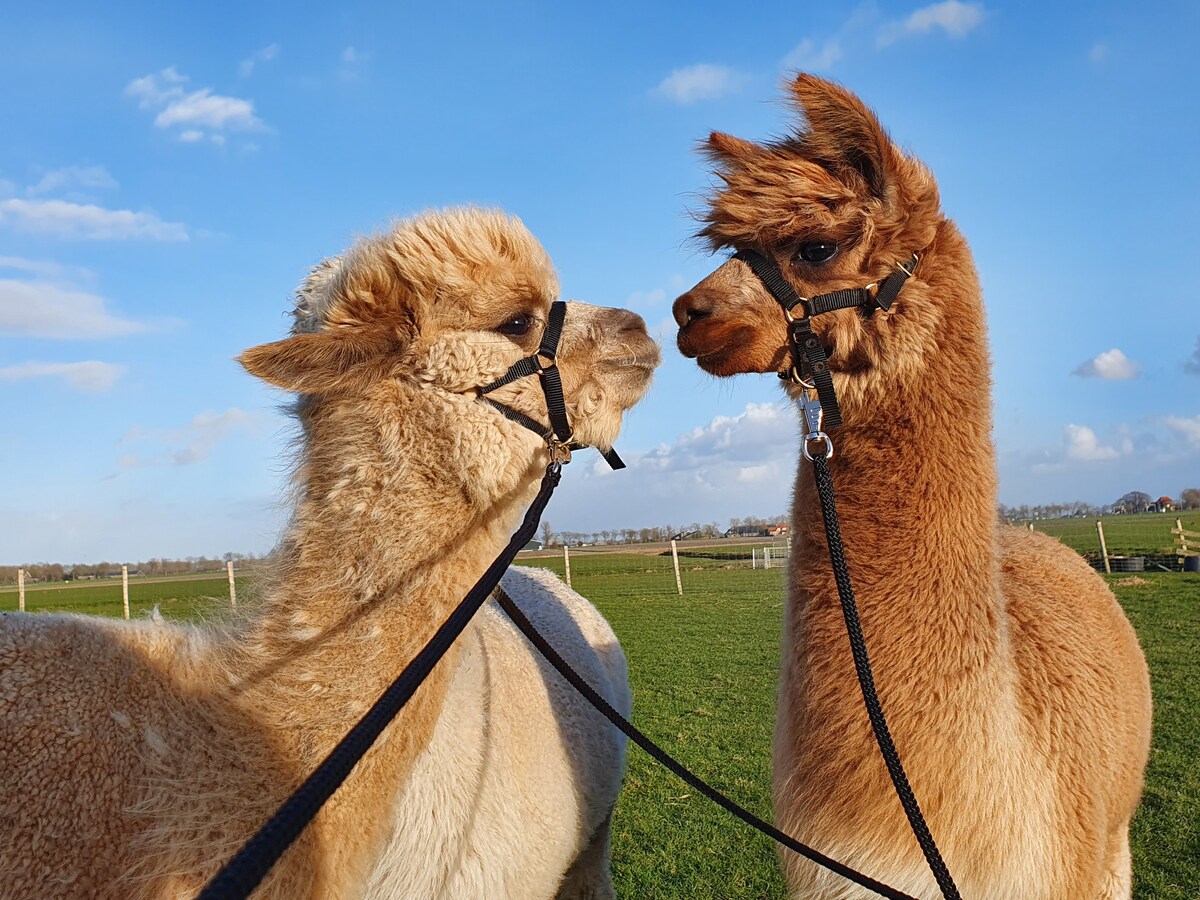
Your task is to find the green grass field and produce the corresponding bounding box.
[1031,510,1200,561]
[4,562,1196,897]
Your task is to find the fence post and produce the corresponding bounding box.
[670,539,683,596]
[227,560,237,609]
[765,546,772,569]
[752,548,757,569]
[1177,518,1188,555]
[17,568,24,613]
[122,564,130,620]
[563,545,572,589]
[1096,521,1111,575]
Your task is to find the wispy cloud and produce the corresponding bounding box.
[0,198,188,241]
[652,64,746,105]
[1072,347,1140,380]
[1089,42,1110,65]
[1164,415,1200,449]
[1185,336,1200,375]
[239,43,279,77]
[125,67,265,143]
[26,165,118,199]
[0,269,150,338]
[118,408,258,468]
[781,38,843,72]
[878,1,985,47]
[0,361,125,392]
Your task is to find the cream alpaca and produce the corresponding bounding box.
[674,76,1151,899]
[0,207,659,898]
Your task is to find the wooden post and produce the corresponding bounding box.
[765,546,772,569]
[227,560,237,609]
[17,568,24,613]
[1096,521,1111,575]
[1177,518,1188,555]
[670,539,683,595]
[121,564,130,620]
[752,548,757,569]
[563,545,572,589]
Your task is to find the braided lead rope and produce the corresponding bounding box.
[809,449,961,900]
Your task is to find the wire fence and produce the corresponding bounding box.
[513,538,792,599]
[1021,511,1200,573]
[4,512,1196,614]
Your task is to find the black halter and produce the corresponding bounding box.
[732,249,917,430]
[477,300,625,469]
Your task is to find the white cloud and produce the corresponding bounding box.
[0,361,125,391]
[179,129,205,143]
[0,198,188,241]
[342,46,359,64]
[782,38,843,72]
[239,43,280,77]
[154,90,261,131]
[26,165,118,198]
[120,408,258,468]
[0,275,150,338]
[878,1,985,46]
[1064,423,1122,462]
[126,67,265,143]
[549,401,801,532]
[1089,43,1109,64]
[1185,336,1200,375]
[1072,347,1139,380]
[652,64,745,105]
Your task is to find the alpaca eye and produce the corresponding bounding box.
[496,313,534,337]
[795,241,838,265]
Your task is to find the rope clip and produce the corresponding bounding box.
[799,391,834,461]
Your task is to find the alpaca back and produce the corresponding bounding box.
[363,566,629,899]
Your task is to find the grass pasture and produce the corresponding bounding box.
[2,562,1196,897]
[1031,510,1200,563]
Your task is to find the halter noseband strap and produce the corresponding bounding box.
[732,249,918,430]
[477,300,625,470]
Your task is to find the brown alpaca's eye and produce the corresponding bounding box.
[795,241,838,265]
[496,313,534,337]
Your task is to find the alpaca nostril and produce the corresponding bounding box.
[672,291,711,328]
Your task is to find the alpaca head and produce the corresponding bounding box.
[673,74,943,391]
[240,208,659,482]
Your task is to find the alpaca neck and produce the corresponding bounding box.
[223,385,545,754]
[790,219,1000,677]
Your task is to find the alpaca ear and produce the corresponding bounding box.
[789,73,897,200]
[704,131,764,167]
[238,326,401,394]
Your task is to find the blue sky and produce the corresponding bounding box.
[2,1,1197,564]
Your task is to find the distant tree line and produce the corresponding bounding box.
[0,552,261,586]
[539,514,790,548]
[999,487,1200,523]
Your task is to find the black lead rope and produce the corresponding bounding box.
[810,450,961,900]
[494,588,919,900]
[731,246,959,899]
[197,463,562,900]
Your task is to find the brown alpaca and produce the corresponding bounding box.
[0,208,658,898]
[673,75,1152,899]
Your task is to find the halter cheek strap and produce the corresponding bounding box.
[477,300,625,470]
[732,249,917,430]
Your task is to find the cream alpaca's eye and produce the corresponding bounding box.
[795,241,838,264]
[496,313,534,336]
